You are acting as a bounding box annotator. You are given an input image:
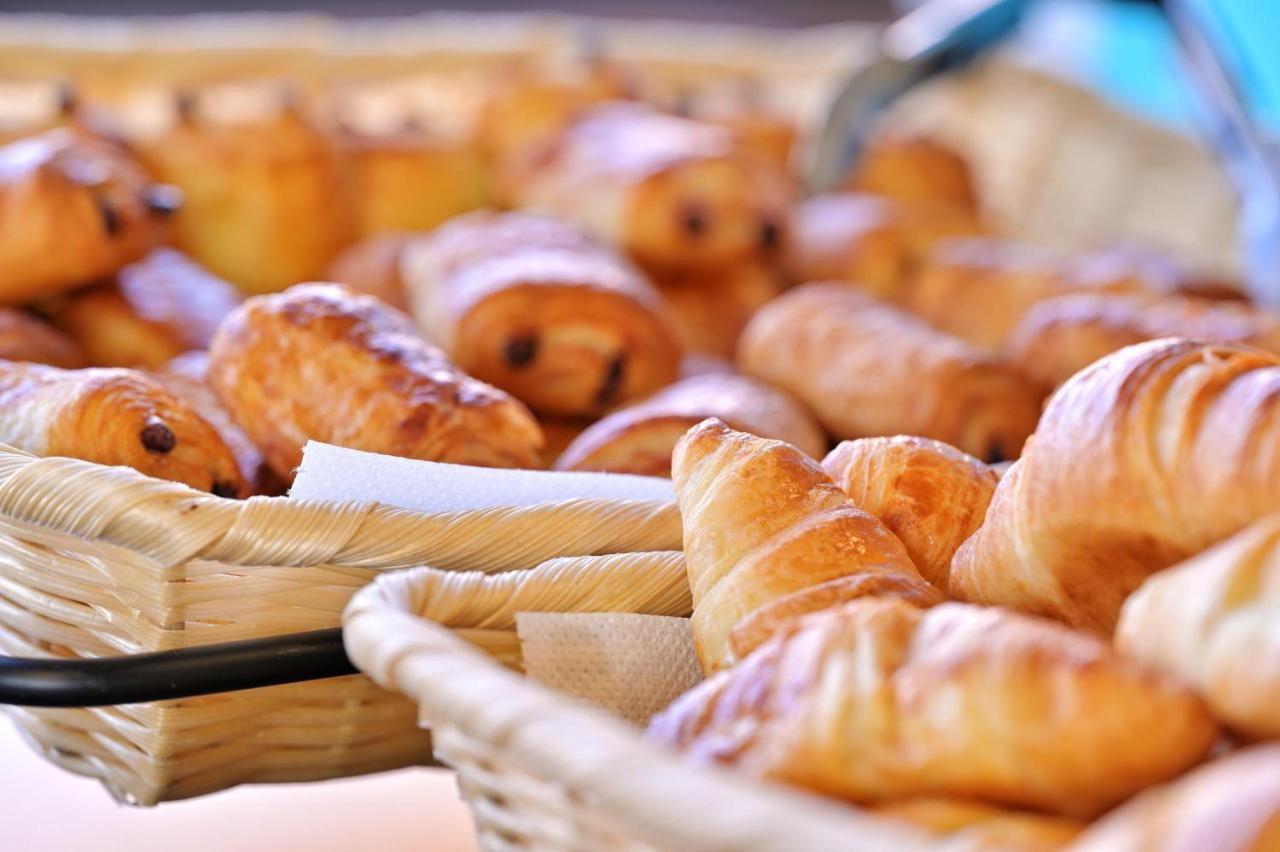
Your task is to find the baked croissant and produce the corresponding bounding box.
[738,283,1043,462]
[402,210,681,417]
[1072,744,1280,852]
[872,799,1084,852]
[554,372,826,476]
[1006,291,1280,389]
[671,418,936,671]
[843,136,980,217]
[0,129,176,305]
[0,308,84,367]
[822,436,999,591]
[508,102,793,272]
[208,282,544,482]
[650,263,780,359]
[1117,513,1280,741]
[46,248,242,369]
[326,232,413,312]
[648,597,1218,818]
[951,338,1280,635]
[0,360,246,496]
[135,88,350,294]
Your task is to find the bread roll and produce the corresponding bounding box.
[843,136,980,217]
[738,283,1043,462]
[208,282,543,482]
[872,799,1084,852]
[0,308,84,367]
[822,436,998,590]
[651,263,780,359]
[648,597,1218,818]
[671,418,935,671]
[555,372,826,476]
[403,210,681,417]
[326,232,412,312]
[952,339,1280,634]
[0,360,246,496]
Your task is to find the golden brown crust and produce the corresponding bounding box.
[0,360,246,496]
[1006,291,1280,389]
[843,136,980,217]
[951,339,1280,635]
[738,283,1044,462]
[207,282,544,482]
[0,129,173,305]
[822,436,998,590]
[554,372,827,476]
[1072,745,1280,852]
[671,418,922,671]
[403,210,681,417]
[46,248,242,369]
[872,799,1084,852]
[1117,514,1280,741]
[0,307,84,367]
[648,598,1218,818]
[651,263,780,359]
[326,232,413,312]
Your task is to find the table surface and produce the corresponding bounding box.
[1,717,478,852]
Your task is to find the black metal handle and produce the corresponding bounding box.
[0,629,356,707]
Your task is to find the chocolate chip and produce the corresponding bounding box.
[96,197,120,237]
[759,217,781,251]
[140,420,176,454]
[211,480,240,499]
[503,335,538,368]
[596,355,626,405]
[681,205,708,238]
[143,184,182,217]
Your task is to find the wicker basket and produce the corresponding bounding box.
[0,445,679,804]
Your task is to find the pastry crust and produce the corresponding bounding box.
[403,210,681,417]
[651,263,780,359]
[208,282,544,482]
[671,418,931,671]
[872,799,1084,852]
[326,232,413,312]
[0,307,84,367]
[822,436,999,590]
[843,136,980,217]
[0,129,174,305]
[554,372,826,476]
[951,338,1280,634]
[738,283,1043,462]
[648,597,1218,818]
[0,360,246,496]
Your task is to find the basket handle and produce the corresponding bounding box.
[0,629,355,707]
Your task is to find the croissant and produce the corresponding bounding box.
[843,136,980,217]
[671,418,935,671]
[1072,744,1280,852]
[0,308,84,367]
[0,360,246,496]
[208,282,544,482]
[650,263,780,359]
[508,102,793,272]
[402,210,681,417]
[0,129,175,305]
[135,88,350,294]
[326,233,412,312]
[554,373,826,476]
[951,338,1280,635]
[46,248,242,369]
[648,597,1218,818]
[1117,514,1280,741]
[738,284,1043,462]
[822,436,999,590]
[1006,291,1280,389]
[872,799,1084,852]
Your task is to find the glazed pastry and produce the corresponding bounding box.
[46,248,242,369]
[554,372,826,476]
[208,283,543,482]
[326,232,413,312]
[0,129,176,305]
[872,799,1084,852]
[843,136,980,217]
[509,102,793,271]
[648,597,1217,818]
[1118,514,1280,741]
[0,360,246,496]
[135,87,350,294]
[671,418,936,671]
[951,339,1280,634]
[651,263,780,359]
[785,193,983,300]
[402,210,682,417]
[0,308,84,367]
[738,283,1043,462]
[822,436,999,590]
[1005,291,1280,389]
[1072,744,1280,852]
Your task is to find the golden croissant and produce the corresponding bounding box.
[952,338,1280,634]
[671,418,936,671]
[648,597,1217,818]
